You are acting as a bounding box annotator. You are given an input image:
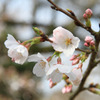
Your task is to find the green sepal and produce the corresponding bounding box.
[86,19,91,27]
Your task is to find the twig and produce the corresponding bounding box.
[94,60,100,67]
[47,0,97,36]
[75,48,91,54]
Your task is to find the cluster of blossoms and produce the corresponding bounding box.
[4,26,90,94]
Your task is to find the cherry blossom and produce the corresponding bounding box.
[4,34,28,64]
[50,27,80,57]
[28,53,49,77]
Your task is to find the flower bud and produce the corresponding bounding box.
[83,13,88,19]
[47,56,52,62]
[90,40,95,46]
[70,55,77,61]
[57,57,61,64]
[33,27,44,36]
[85,36,93,43]
[72,58,80,65]
[85,8,93,18]
[62,85,72,94]
[49,79,56,88]
[78,63,83,69]
[84,42,89,47]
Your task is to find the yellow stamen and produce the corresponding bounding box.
[65,38,72,46]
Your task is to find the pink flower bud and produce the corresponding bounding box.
[78,63,83,69]
[85,8,93,18]
[83,13,88,19]
[49,79,56,88]
[72,58,80,65]
[70,55,77,61]
[84,42,89,47]
[90,40,95,46]
[47,56,52,62]
[62,85,72,94]
[85,36,93,43]
[57,57,61,64]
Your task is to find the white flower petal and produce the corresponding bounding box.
[4,34,19,49]
[28,53,47,62]
[46,65,58,75]
[33,61,46,77]
[67,68,82,86]
[47,71,62,83]
[57,64,72,73]
[63,47,75,57]
[51,43,64,52]
[72,37,80,48]
[8,45,28,64]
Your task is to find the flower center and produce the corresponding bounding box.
[55,69,59,73]
[40,61,46,69]
[65,38,72,46]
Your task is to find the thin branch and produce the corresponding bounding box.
[94,60,100,67]
[75,48,91,54]
[47,0,97,36]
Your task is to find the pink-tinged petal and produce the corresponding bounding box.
[53,26,73,39]
[4,34,19,49]
[33,61,46,77]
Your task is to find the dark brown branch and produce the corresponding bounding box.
[47,0,97,36]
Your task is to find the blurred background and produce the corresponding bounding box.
[0,0,100,100]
